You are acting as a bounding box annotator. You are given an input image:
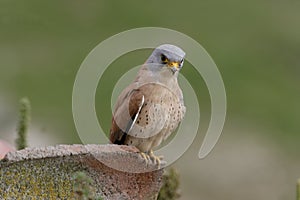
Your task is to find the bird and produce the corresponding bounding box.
[109,44,186,166]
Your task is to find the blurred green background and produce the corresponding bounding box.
[1,0,299,199]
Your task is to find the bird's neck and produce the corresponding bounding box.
[135,65,179,90]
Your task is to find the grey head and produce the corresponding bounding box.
[145,44,186,74]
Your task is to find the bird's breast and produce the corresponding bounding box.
[126,83,185,151]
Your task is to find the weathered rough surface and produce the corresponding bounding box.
[0,144,165,200]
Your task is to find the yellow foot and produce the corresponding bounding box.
[139,152,151,165]
[149,150,163,167]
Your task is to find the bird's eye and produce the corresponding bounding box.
[161,54,168,64]
[180,59,184,63]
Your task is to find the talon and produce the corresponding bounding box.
[149,150,163,168]
[140,152,151,165]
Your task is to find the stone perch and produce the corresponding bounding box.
[0,144,165,200]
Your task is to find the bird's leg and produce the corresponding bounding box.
[149,150,164,167]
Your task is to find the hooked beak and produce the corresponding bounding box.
[167,61,181,73]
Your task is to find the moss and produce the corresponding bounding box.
[0,158,79,199]
[297,178,300,200]
[73,171,103,200]
[158,168,181,200]
[15,97,31,150]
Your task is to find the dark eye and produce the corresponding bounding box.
[161,54,168,64]
[180,59,184,63]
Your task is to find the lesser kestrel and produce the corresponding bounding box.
[110,44,186,165]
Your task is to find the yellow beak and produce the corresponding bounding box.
[167,61,181,73]
[167,61,179,68]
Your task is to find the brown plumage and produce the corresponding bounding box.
[110,44,186,155]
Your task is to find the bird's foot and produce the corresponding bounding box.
[139,152,151,165]
[149,150,163,168]
[139,151,163,168]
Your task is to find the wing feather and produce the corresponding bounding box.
[109,88,144,144]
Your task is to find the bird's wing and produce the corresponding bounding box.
[110,86,144,144]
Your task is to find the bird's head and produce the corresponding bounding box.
[145,44,185,74]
